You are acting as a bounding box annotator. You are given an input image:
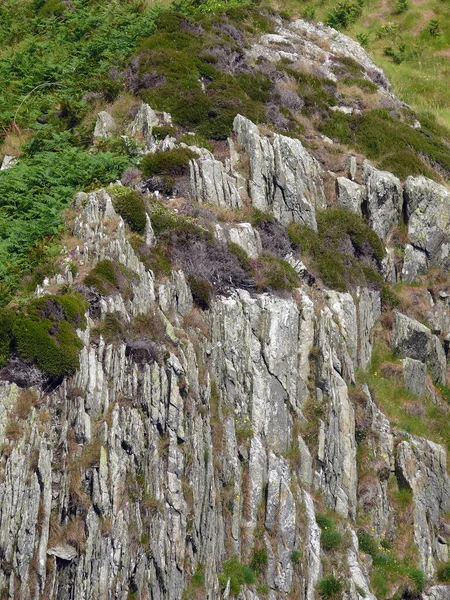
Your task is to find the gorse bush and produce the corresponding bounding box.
[141,148,198,177]
[111,187,147,234]
[318,575,343,598]
[0,292,88,378]
[316,513,343,551]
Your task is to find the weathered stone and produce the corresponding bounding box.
[336,177,364,215]
[402,357,427,397]
[0,155,18,170]
[233,114,325,229]
[214,223,262,258]
[47,545,78,561]
[127,103,158,150]
[404,176,450,272]
[363,161,402,240]
[392,311,446,385]
[190,152,242,209]
[396,436,450,577]
[401,243,428,283]
[93,111,116,139]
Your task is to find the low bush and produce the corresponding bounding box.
[250,548,268,574]
[316,513,343,551]
[318,575,343,598]
[438,563,450,582]
[227,242,252,272]
[326,0,363,29]
[288,208,383,292]
[187,276,213,310]
[141,148,198,177]
[2,293,88,379]
[254,254,298,291]
[218,556,256,596]
[111,188,147,234]
[84,260,136,298]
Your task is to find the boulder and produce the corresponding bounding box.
[127,103,159,150]
[93,111,116,139]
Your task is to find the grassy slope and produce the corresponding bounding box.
[270,0,450,127]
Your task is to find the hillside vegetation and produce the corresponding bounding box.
[0,0,449,305]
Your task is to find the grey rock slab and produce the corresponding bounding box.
[363,161,403,240]
[396,437,450,577]
[402,357,427,397]
[392,311,446,385]
[404,176,450,270]
[93,111,116,139]
[233,114,325,229]
[336,177,364,215]
[47,545,78,561]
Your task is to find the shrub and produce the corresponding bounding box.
[141,148,198,177]
[316,513,333,530]
[187,276,212,310]
[291,549,302,562]
[326,1,363,29]
[228,242,252,272]
[406,567,425,592]
[251,208,274,228]
[250,548,268,573]
[395,0,409,13]
[318,576,343,598]
[84,260,136,298]
[288,208,384,292]
[11,293,88,378]
[438,563,450,582]
[321,528,343,551]
[254,254,298,291]
[111,188,147,234]
[0,309,16,368]
[218,556,256,596]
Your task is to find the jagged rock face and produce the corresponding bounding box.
[402,177,450,281]
[392,311,446,385]
[363,161,403,241]
[190,151,242,209]
[233,114,325,229]
[396,437,450,577]
[2,48,450,597]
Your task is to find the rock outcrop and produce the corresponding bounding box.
[402,176,450,281]
[233,114,325,229]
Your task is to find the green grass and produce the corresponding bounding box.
[357,530,425,598]
[357,340,450,451]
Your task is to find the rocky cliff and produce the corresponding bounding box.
[1,14,450,600]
